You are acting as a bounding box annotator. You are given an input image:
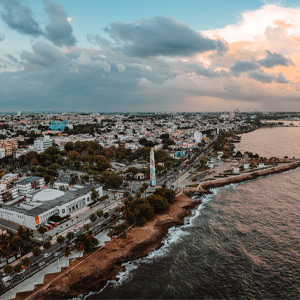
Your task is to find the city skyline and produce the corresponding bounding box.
[1,1,300,112]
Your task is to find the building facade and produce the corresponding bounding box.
[49,120,69,131]
[150,148,156,187]
[0,139,18,156]
[194,132,202,143]
[17,177,45,194]
[33,135,53,153]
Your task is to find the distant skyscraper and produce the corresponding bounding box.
[150,148,156,187]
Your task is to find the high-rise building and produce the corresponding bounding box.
[150,148,156,187]
[194,132,202,143]
[33,135,53,153]
[16,111,21,116]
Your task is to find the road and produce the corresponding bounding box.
[0,206,119,290]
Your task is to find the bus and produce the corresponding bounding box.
[49,221,58,227]
[45,223,53,230]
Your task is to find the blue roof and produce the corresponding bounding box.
[17,177,43,185]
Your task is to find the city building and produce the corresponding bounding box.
[0,184,18,203]
[0,185,103,230]
[49,120,69,131]
[33,135,53,153]
[16,177,46,195]
[0,139,18,156]
[194,132,202,143]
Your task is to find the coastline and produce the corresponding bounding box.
[15,195,200,300]
[12,161,300,300]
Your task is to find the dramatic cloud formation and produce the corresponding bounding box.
[258,50,294,68]
[104,16,228,57]
[1,2,300,111]
[0,0,43,36]
[0,0,76,47]
[44,0,76,47]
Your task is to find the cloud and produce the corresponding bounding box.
[0,33,5,41]
[230,60,259,73]
[72,55,111,72]
[248,69,289,84]
[44,0,77,48]
[103,16,228,57]
[258,50,294,68]
[21,41,67,70]
[117,64,125,72]
[0,0,43,36]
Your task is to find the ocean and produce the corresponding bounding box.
[83,127,300,299]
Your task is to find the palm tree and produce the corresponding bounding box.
[32,246,42,259]
[11,235,23,257]
[14,264,22,274]
[57,235,65,245]
[96,209,103,219]
[84,224,90,233]
[66,232,74,241]
[43,240,52,251]
[63,247,71,267]
[89,213,97,230]
[76,242,84,257]
[133,208,140,223]
[37,225,47,242]
[3,264,14,286]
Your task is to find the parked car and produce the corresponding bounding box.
[54,252,61,257]
[43,253,51,258]
[74,229,80,234]
[15,275,21,281]
[31,261,38,267]
[57,246,62,251]
[39,262,45,268]
[17,269,25,275]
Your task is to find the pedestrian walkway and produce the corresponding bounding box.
[1,250,82,300]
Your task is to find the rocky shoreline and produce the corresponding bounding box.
[14,161,300,300]
[15,195,200,300]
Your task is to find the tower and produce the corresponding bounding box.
[150,148,156,187]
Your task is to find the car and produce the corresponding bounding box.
[43,253,51,258]
[74,229,80,234]
[54,251,61,257]
[17,269,25,275]
[39,262,45,268]
[31,261,38,267]
[57,246,62,251]
[15,275,21,281]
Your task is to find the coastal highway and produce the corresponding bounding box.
[0,207,119,289]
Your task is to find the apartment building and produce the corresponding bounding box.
[0,139,18,156]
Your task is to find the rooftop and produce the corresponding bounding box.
[17,177,43,185]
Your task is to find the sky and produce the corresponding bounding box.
[1,0,300,112]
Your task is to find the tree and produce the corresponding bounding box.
[37,225,47,241]
[63,247,71,267]
[22,257,31,275]
[3,264,13,276]
[32,246,41,258]
[104,212,109,219]
[139,186,146,197]
[11,235,23,257]
[106,173,123,189]
[43,240,52,251]
[89,213,97,230]
[14,264,22,274]
[126,167,139,179]
[146,195,169,211]
[153,188,175,204]
[84,224,90,232]
[90,188,99,203]
[57,235,65,245]
[66,232,74,241]
[96,209,103,218]
[76,242,84,257]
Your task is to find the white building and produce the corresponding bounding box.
[33,135,53,153]
[229,111,235,119]
[16,177,45,195]
[0,185,103,230]
[0,148,5,159]
[194,131,202,143]
[0,184,18,203]
[16,111,21,116]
